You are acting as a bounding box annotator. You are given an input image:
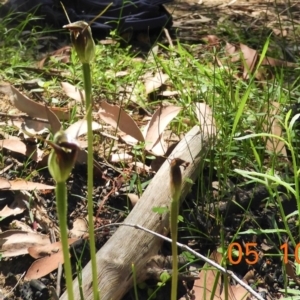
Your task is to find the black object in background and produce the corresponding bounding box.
[2,0,173,35]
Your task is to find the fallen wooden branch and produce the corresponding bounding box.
[60,125,212,300]
[84,222,264,300]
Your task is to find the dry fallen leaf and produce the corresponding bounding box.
[69,219,88,239]
[0,177,54,190]
[98,101,144,142]
[193,251,222,300]
[127,193,140,207]
[145,106,181,155]
[28,238,78,259]
[240,43,258,80]
[194,251,250,300]
[75,149,103,177]
[223,41,297,80]
[284,260,300,285]
[61,82,85,103]
[0,230,50,257]
[65,119,102,139]
[0,139,44,162]
[20,119,50,138]
[263,102,287,156]
[0,192,28,218]
[9,220,34,232]
[144,71,169,95]
[38,46,72,69]
[26,251,65,280]
[25,238,78,280]
[195,103,217,139]
[9,86,70,121]
[44,104,62,135]
[110,152,133,163]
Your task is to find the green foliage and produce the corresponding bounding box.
[2,5,300,299]
[158,271,170,285]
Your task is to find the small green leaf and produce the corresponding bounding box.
[182,251,195,262]
[152,206,169,214]
[159,271,170,283]
[217,247,225,254]
[177,215,184,223]
[185,178,194,184]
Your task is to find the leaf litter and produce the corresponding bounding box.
[0,2,299,299]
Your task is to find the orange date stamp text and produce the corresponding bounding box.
[227,242,297,265]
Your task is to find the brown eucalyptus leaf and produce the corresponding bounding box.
[194,251,222,300]
[0,230,50,257]
[110,152,133,163]
[145,106,181,151]
[144,72,169,95]
[9,220,33,232]
[225,42,239,61]
[261,57,297,68]
[195,103,217,138]
[38,46,72,68]
[0,177,54,190]
[26,238,78,280]
[263,102,287,156]
[240,43,258,79]
[0,192,27,218]
[220,283,250,300]
[28,238,78,259]
[127,193,140,207]
[25,251,66,280]
[65,119,102,139]
[44,105,62,134]
[61,82,85,103]
[69,219,88,239]
[0,139,44,162]
[21,119,50,137]
[194,251,250,300]
[9,86,70,120]
[98,101,144,142]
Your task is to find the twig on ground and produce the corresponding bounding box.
[94,222,264,300]
[56,262,63,297]
[164,28,174,48]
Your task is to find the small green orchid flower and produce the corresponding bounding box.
[63,21,95,64]
[48,131,79,183]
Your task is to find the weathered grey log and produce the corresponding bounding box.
[60,125,212,300]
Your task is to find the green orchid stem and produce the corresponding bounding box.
[82,62,99,300]
[56,181,75,300]
[170,198,179,300]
